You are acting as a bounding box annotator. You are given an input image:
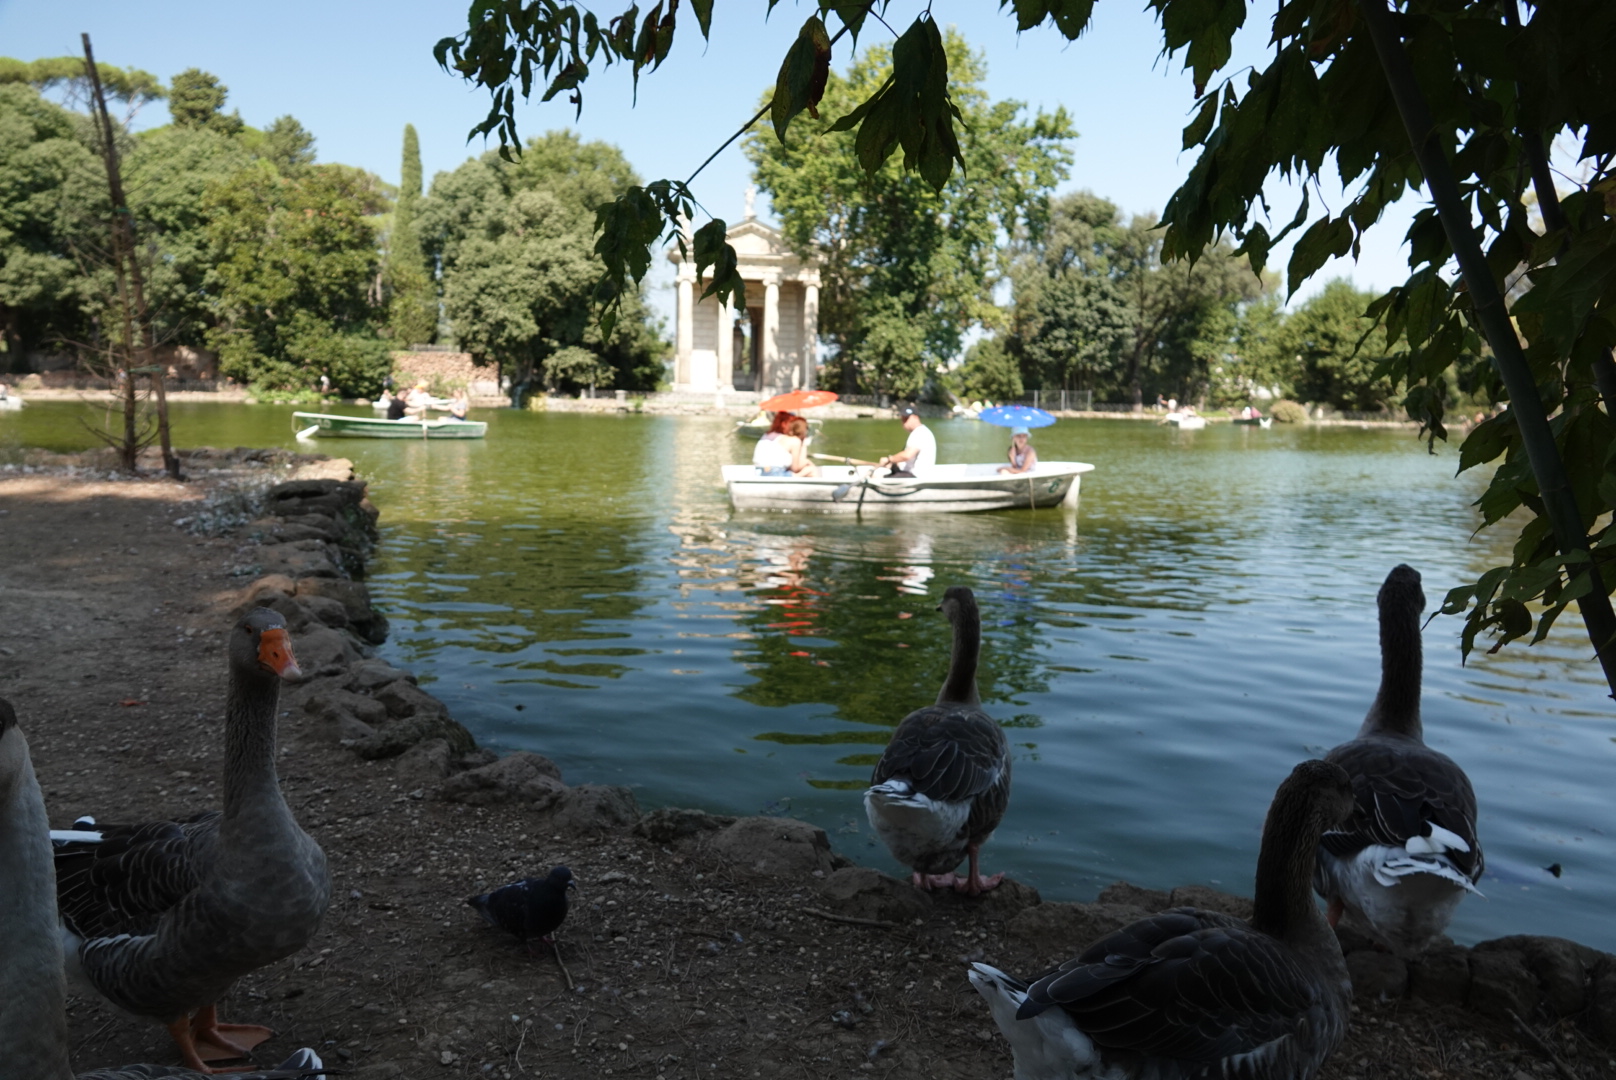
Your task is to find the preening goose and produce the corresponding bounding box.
[1315,564,1483,956]
[865,585,1011,894]
[468,865,576,953]
[969,759,1355,1080]
[0,697,326,1079]
[49,610,332,1073]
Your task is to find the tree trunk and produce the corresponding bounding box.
[1357,0,1616,697]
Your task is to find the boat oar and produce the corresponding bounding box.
[294,424,319,441]
[812,453,881,467]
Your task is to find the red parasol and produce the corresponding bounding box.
[759,390,838,411]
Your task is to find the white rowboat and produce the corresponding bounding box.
[724,461,1094,513]
[1165,411,1206,429]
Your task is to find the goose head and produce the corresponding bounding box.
[937,585,979,625]
[1252,759,1355,941]
[231,608,303,683]
[1379,564,1424,625]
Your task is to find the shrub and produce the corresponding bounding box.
[1270,399,1308,424]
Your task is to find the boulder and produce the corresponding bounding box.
[437,752,567,809]
[1473,936,1591,1018]
[816,867,932,924]
[304,688,388,730]
[373,678,447,719]
[1467,947,1542,1022]
[295,577,388,644]
[709,817,835,881]
[1006,901,1150,947]
[247,518,334,545]
[1168,885,1254,921]
[1408,941,1471,1006]
[263,478,375,528]
[1096,881,1171,912]
[275,513,342,542]
[1589,957,1616,1045]
[237,574,298,611]
[545,784,641,831]
[1346,949,1408,1001]
[353,713,476,760]
[395,738,453,788]
[635,807,738,845]
[256,540,342,580]
[348,659,414,691]
[299,594,350,630]
[288,457,354,482]
[292,625,362,675]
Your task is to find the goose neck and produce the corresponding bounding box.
[1250,798,1329,946]
[222,670,285,820]
[1362,608,1422,740]
[938,609,981,707]
[0,730,74,1078]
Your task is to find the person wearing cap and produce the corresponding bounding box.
[879,405,936,478]
[998,426,1038,474]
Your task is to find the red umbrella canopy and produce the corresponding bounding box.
[760,390,838,411]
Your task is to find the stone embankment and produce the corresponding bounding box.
[239,472,1616,1061]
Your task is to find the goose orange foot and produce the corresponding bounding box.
[167,1005,275,1073]
[953,846,1005,896]
[911,871,961,890]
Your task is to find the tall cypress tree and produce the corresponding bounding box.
[387,123,436,346]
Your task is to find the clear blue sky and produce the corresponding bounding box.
[0,0,1422,331]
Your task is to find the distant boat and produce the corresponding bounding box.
[734,414,823,439]
[293,411,486,439]
[1232,416,1273,429]
[723,461,1094,513]
[0,395,24,411]
[1165,411,1206,430]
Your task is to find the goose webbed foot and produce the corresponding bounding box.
[954,846,1004,895]
[910,871,961,890]
[168,1007,274,1073]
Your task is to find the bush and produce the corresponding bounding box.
[1270,399,1308,424]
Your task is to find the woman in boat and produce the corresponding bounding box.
[998,426,1038,475]
[753,416,818,477]
[448,387,469,419]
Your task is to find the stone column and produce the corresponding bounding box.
[716,293,735,391]
[675,276,694,387]
[762,279,780,394]
[802,282,819,391]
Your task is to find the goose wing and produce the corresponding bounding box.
[872,704,1008,805]
[1323,739,1482,881]
[1021,909,1322,1066]
[53,812,220,939]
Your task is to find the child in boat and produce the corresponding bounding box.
[998,426,1038,474]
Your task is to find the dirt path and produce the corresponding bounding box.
[0,467,1606,1080]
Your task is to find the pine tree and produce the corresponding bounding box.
[386,123,436,346]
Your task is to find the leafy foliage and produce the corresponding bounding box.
[418,132,666,396]
[385,124,437,346]
[954,336,1023,402]
[168,68,243,135]
[748,30,1073,396]
[0,56,165,118]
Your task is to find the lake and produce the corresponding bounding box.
[7,400,1612,949]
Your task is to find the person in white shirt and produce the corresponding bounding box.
[879,406,937,477]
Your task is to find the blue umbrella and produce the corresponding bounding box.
[977,404,1057,429]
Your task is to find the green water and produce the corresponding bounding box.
[6,400,1613,948]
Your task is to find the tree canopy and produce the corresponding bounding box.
[439,0,1616,693]
[745,29,1073,397]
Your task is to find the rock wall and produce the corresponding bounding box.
[390,351,501,399]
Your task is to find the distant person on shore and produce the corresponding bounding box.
[879,406,936,478]
[448,387,469,419]
[998,426,1038,474]
[753,415,816,477]
[319,371,331,394]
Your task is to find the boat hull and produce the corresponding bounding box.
[293,412,486,439]
[1232,417,1272,429]
[1165,413,1206,429]
[724,462,1094,513]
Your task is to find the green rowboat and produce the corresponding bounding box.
[292,411,487,439]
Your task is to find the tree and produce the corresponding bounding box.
[168,68,241,135]
[1280,281,1406,411]
[436,0,1616,687]
[203,160,390,396]
[0,56,164,121]
[384,123,437,346]
[419,132,666,397]
[954,336,1023,402]
[257,115,315,174]
[745,30,1073,396]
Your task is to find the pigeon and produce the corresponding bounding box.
[467,866,576,952]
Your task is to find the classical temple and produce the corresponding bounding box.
[667,189,820,394]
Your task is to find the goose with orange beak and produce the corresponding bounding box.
[50,609,331,1072]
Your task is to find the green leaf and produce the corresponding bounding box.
[772,16,833,141]
[691,0,713,38]
[1182,93,1218,150]
[1286,215,1352,295]
[999,0,1097,38]
[692,218,746,309]
[830,16,965,190]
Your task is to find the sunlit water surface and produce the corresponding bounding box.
[8,401,1612,948]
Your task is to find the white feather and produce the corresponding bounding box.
[863,781,970,870]
[1404,822,1469,856]
[48,829,102,844]
[1318,844,1478,955]
[968,963,1108,1080]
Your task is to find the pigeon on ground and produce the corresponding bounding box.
[467,866,576,953]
